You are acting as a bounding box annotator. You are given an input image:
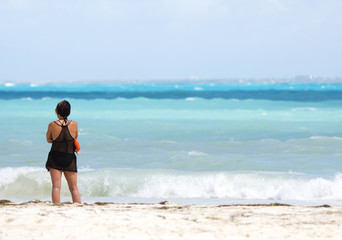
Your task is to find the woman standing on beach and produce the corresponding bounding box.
[46,100,81,203]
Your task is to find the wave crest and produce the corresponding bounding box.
[1,167,342,202]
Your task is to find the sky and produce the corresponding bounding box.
[0,0,342,83]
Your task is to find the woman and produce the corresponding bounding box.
[46,100,81,203]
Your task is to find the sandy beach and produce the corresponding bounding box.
[0,200,341,240]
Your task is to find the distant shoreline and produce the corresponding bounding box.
[2,75,342,85]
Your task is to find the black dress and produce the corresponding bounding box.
[46,120,77,172]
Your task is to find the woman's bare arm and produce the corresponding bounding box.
[74,121,78,139]
[46,122,53,143]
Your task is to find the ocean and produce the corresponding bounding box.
[1,82,342,205]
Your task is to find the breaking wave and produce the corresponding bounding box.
[1,167,342,202]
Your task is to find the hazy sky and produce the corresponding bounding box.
[1,0,341,82]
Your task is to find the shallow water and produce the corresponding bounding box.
[1,83,342,204]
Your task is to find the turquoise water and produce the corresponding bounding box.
[1,83,342,204]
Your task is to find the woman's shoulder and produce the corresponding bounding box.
[68,120,78,129]
[69,120,78,126]
[48,121,57,127]
[48,120,77,127]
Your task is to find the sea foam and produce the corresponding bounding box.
[2,167,342,202]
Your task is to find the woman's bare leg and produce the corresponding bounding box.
[64,171,81,203]
[50,168,62,203]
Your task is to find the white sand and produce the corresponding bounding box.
[0,201,342,240]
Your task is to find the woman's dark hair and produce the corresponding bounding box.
[55,100,71,118]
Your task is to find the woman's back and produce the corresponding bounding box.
[46,119,78,172]
[48,120,78,141]
[50,120,76,154]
